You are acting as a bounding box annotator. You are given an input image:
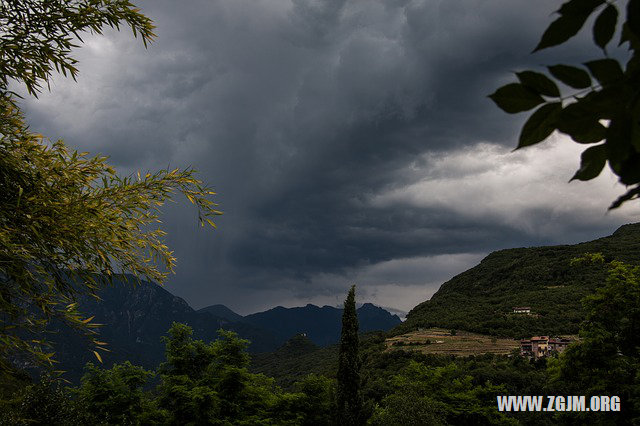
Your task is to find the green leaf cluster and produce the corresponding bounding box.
[74,361,162,425]
[0,376,94,425]
[156,323,307,425]
[0,99,220,374]
[0,1,220,376]
[0,0,155,97]
[370,361,516,425]
[489,0,640,209]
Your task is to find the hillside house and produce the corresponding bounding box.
[512,306,531,315]
[520,336,571,359]
[548,337,570,353]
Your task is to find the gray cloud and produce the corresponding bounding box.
[16,0,636,314]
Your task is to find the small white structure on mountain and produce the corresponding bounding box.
[512,306,531,315]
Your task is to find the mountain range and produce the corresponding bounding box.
[241,302,401,346]
[48,279,400,382]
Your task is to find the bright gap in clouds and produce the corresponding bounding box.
[371,134,638,238]
[225,135,639,315]
[288,135,638,314]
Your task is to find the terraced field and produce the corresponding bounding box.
[385,328,519,356]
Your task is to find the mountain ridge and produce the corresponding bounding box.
[242,302,401,346]
[48,278,400,382]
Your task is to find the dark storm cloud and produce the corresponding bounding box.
[18,0,637,313]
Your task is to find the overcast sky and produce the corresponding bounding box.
[18,0,638,315]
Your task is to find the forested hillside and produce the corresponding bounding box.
[399,223,640,337]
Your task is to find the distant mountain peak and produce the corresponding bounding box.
[197,304,243,323]
[359,302,377,309]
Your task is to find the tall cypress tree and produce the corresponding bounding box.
[336,285,362,425]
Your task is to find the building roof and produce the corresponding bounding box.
[530,336,549,341]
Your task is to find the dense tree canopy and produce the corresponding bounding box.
[1,323,338,425]
[548,259,640,424]
[490,0,640,209]
[157,323,306,425]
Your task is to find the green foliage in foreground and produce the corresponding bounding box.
[74,361,160,425]
[0,0,221,377]
[0,323,337,425]
[0,95,220,374]
[370,361,515,425]
[548,260,640,424]
[490,0,640,209]
[0,377,94,425]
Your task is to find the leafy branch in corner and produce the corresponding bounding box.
[489,0,640,209]
[0,1,220,375]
